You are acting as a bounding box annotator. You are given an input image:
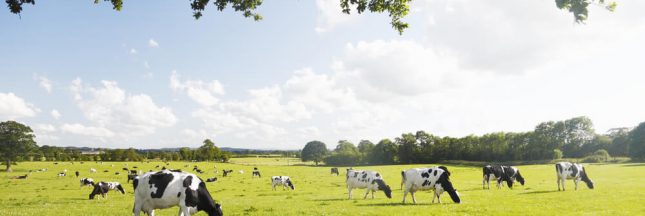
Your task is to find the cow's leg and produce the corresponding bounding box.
[402,188,408,203]
[436,192,441,204]
[348,187,353,199]
[371,190,375,199]
[272,183,276,191]
[561,178,566,191]
[557,176,561,191]
[574,179,579,191]
[432,192,436,203]
[363,189,370,199]
[133,202,142,216]
[411,191,417,204]
[482,176,486,189]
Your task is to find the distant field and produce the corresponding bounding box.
[1,159,643,215]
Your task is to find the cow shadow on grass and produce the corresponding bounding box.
[311,198,346,202]
[622,163,645,167]
[357,202,448,207]
[519,190,558,195]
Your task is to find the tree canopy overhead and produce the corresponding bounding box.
[5,0,616,34]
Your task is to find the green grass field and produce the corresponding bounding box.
[1,159,643,215]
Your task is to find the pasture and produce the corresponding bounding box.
[1,159,643,216]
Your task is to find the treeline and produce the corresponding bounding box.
[301,117,645,166]
[18,139,232,162]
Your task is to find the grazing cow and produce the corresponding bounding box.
[133,166,138,169]
[123,168,129,171]
[80,178,95,188]
[103,170,109,173]
[206,177,218,182]
[222,170,233,177]
[75,171,80,178]
[401,167,461,204]
[346,169,392,199]
[238,170,244,174]
[132,170,223,216]
[58,171,67,177]
[331,168,339,176]
[128,174,137,183]
[556,162,594,191]
[90,168,97,173]
[196,169,204,174]
[10,174,29,179]
[252,170,261,178]
[115,172,121,175]
[155,165,160,169]
[271,176,295,191]
[482,165,525,189]
[89,182,125,199]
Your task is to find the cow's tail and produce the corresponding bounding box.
[400,170,406,190]
[555,163,562,175]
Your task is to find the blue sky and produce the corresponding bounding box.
[2,0,645,149]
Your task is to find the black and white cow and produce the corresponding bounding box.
[89,182,125,199]
[252,171,261,178]
[206,177,218,182]
[346,169,392,199]
[271,176,295,191]
[80,178,95,188]
[133,170,223,216]
[331,167,339,176]
[556,162,594,191]
[401,166,461,204]
[222,170,233,177]
[127,173,137,183]
[482,165,525,189]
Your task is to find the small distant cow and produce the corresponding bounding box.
[132,170,223,216]
[252,170,261,178]
[89,182,125,199]
[103,170,109,173]
[58,171,67,177]
[238,170,244,174]
[122,168,129,171]
[402,167,461,204]
[331,168,339,176]
[346,169,392,199]
[80,178,95,188]
[271,176,295,190]
[222,170,233,177]
[75,171,80,178]
[90,168,97,173]
[482,165,525,189]
[10,174,29,179]
[556,162,594,191]
[206,177,218,182]
[127,174,137,183]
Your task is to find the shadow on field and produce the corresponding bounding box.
[356,202,443,207]
[311,198,346,202]
[520,190,558,195]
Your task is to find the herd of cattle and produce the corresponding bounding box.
[14,161,593,215]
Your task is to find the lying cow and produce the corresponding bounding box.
[346,169,392,199]
[80,178,95,188]
[331,167,339,176]
[556,162,594,191]
[206,177,218,182]
[271,176,295,191]
[89,168,97,173]
[222,170,233,177]
[133,170,223,216]
[75,171,80,178]
[482,165,525,189]
[89,182,125,199]
[402,166,461,204]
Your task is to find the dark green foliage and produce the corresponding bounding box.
[629,122,645,160]
[0,121,37,172]
[301,140,329,165]
[323,152,360,166]
[555,0,617,23]
[340,0,411,34]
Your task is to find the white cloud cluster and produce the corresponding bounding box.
[170,71,225,107]
[34,75,52,93]
[148,39,159,48]
[50,109,61,120]
[0,92,39,119]
[314,0,352,33]
[68,78,177,139]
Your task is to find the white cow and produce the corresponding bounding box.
[133,170,223,216]
[271,176,295,191]
[90,168,97,173]
[556,162,594,191]
[401,166,461,204]
[346,169,392,199]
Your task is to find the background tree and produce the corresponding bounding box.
[196,139,222,161]
[367,139,398,164]
[607,127,631,156]
[5,0,616,34]
[628,122,645,160]
[301,140,329,165]
[0,121,38,172]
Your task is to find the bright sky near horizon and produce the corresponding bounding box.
[1,0,644,150]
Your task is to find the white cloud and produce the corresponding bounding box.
[315,0,352,33]
[61,123,115,137]
[130,48,137,54]
[69,79,177,137]
[148,39,159,48]
[170,71,225,107]
[34,75,52,93]
[144,61,150,69]
[0,92,39,119]
[35,124,56,132]
[50,109,61,120]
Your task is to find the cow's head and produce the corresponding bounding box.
[437,172,460,203]
[286,179,295,190]
[116,184,126,194]
[88,184,105,200]
[580,167,594,189]
[515,171,525,186]
[373,179,392,198]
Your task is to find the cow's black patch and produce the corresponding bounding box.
[170,169,182,172]
[362,173,367,179]
[422,179,431,187]
[421,172,430,178]
[178,192,181,197]
[375,173,380,177]
[571,165,579,177]
[433,170,437,176]
[183,175,193,188]
[436,172,460,203]
[133,178,139,190]
[354,173,358,178]
[149,172,174,198]
[373,179,392,198]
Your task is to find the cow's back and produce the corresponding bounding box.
[135,171,185,210]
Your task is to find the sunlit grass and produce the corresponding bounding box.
[0,159,643,215]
